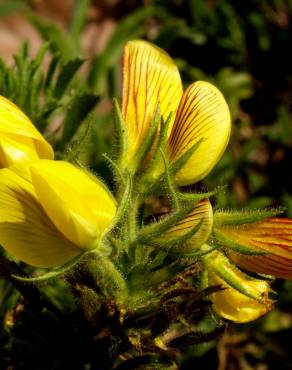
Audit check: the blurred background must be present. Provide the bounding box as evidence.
[0,0,292,369]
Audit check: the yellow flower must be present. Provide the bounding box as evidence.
[161,199,213,252]
[0,160,116,268]
[214,217,292,279]
[208,270,271,323]
[205,251,272,323]
[0,96,53,168]
[121,40,231,185]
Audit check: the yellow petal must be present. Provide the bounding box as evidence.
[121,40,183,167]
[168,81,231,185]
[218,218,292,279]
[0,167,81,268]
[162,199,213,252]
[0,134,40,167]
[29,160,116,248]
[209,271,271,323]
[0,95,54,165]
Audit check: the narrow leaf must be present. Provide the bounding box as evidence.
[214,207,285,226]
[59,92,99,147]
[54,58,84,99]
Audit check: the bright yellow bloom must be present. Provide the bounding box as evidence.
[161,199,213,252]
[168,82,231,185]
[0,96,53,168]
[0,160,116,268]
[215,218,292,279]
[205,251,272,323]
[121,40,231,185]
[121,40,183,168]
[208,270,271,323]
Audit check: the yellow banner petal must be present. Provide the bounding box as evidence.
[0,167,81,268]
[30,160,116,249]
[162,199,213,251]
[0,96,54,163]
[168,81,231,185]
[121,40,183,167]
[219,218,292,279]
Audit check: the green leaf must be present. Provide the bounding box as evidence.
[88,6,157,93]
[59,92,99,147]
[69,0,90,49]
[44,55,60,91]
[0,0,28,16]
[29,15,75,60]
[54,58,84,99]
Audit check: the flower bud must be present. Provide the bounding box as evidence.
[161,199,213,252]
[205,251,272,323]
[214,217,292,279]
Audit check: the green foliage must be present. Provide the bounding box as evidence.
[0,0,28,16]
[88,6,158,96]
[0,43,99,155]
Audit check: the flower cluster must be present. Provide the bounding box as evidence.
[0,96,116,267]
[1,40,292,325]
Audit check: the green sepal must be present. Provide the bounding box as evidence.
[138,113,172,195]
[142,219,203,250]
[133,106,161,173]
[102,153,126,186]
[160,148,179,209]
[113,98,128,166]
[148,112,173,169]
[179,244,218,258]
[213,229,270,255]
[11,250,94,283]
[135,203,195,243]
[214,207,285,226]
[143,139,202,196]
[177,186,225,202]
[204,252,266,301]
[107,170,132,232]
[107,236,124,255]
